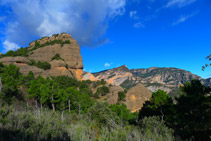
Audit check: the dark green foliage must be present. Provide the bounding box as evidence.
[5,50,16,56]
[118,91,126,101]
[52,76,80,89]
[53,34,59,37]
[139,81,211,140]
[28,60,51,70]
[0,64,23,104]
[173,80,211,140]
[0,62,4,73]
[87,102,120,128]
[94,86,109,98]
[36,61,51,70]
[139,116,174,140]
[139,90,174,125]
[32,40,71,50]
[51,54,63,61]
[100,79,106,85]
[109,103,137,122]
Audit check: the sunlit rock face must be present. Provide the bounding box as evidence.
[0,33,84,80]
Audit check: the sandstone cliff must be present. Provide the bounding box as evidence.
[0,33,83,80]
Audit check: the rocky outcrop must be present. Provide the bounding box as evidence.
[125,84,151,112]
[0,33,83,80]
[0,57,30,65]
[83,66,210,96]
[83,72,98,81]
[87,65,135,85]
[102,84,151,112]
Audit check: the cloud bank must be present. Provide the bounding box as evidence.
[0,0,126,51]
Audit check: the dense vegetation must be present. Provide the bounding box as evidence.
[0,63,210,140]
[0,39,71,59]
[28,60,51,70]
[51,54,64,61]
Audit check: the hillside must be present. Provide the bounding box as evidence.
[83,65,211,97]
[0,33,83,80]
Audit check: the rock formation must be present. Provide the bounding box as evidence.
[85,65,135,85]
[0,33,83,80]
[125,84,151,112]
[83,66,211,96]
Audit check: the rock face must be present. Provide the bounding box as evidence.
[88,65,135,85]
[83,66,211,97]
[125,84,151,112]
[0,33,83,80]
[96,84,151,112]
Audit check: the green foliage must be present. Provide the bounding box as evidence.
[100,79,106,85]
[139,90,174,127]
[139,116,174,140]
[0,64,23,104]
[36,61,51,70]
[118,91,126,101]
[51,54,64,61]
[109,103,137,123]
[32,39,71,50]
[28,60,51,70]
[94,86,109,98]
[173,80,211,140]
[0,62,5,73]
[87,102,120,128]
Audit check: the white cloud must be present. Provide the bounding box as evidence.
[1,0,126,47]
[104,63,111,67]
[165,0,196,8]
[3,40,20,52]
[172,12,196,26]
[134,22,145,28]
[129,11,139,19]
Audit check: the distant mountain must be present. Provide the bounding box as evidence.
[83,65,211,97]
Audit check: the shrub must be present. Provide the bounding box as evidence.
[51,54,63,61]
[95,86,109,97]
[118,91,126,101]
[139,116,174,140]
[28,60,51,70]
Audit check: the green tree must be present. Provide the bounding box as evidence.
[139,90,174,124]
[174,80,211,140]
[0,64,23,103]
[118,91,126,101]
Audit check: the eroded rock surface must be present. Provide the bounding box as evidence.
[0,33,83,80]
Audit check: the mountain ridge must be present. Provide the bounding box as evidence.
[83,65,211,96]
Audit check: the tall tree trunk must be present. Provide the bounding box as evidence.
[36,100,38,109]
[0,77,2,92]
[61,111,64,122]
[79,103,81,115]
[40,98,42,115]
[52,95,55,112]
[68,99,71,113]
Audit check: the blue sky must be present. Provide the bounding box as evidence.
[0,0,211,78]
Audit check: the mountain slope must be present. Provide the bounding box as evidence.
[83,65,211,96]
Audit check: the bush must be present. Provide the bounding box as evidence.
[118,91,126,101]
[28,60,51,70]
[139,116,174,140]
[51,54,63,61]
[94,86,109,98]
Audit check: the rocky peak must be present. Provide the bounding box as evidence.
[0,33,83,80]
[83,65,135,86]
